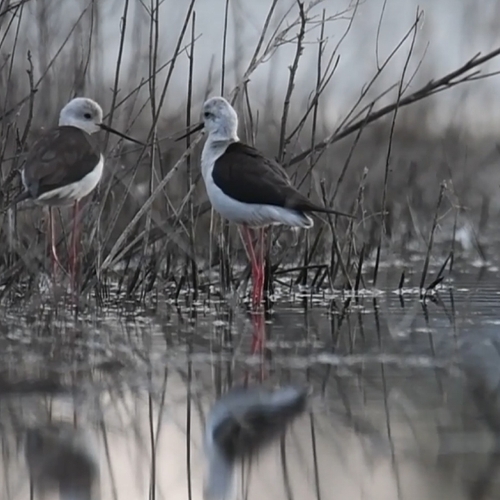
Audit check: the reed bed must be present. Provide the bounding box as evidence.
[1,0,500,302]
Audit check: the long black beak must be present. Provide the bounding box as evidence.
[175,122,204,142]
[100,123,145,146]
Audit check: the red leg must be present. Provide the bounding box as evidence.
[252,228,265,308]
[250,311,267,380]
[242,310,268,385]
[254,227,266,307]
[70,200,80,292]
[239,229,267,380]
[48,208,55,278]
[49,207,64,279]
[240,226,260,306]
[250,309,265,354]
[249,229,266,354]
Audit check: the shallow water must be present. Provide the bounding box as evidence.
[2,266,500,499]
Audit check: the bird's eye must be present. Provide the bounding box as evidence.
[204,111,211,119]
[84,113,92,119]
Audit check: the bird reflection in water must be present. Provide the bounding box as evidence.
[24,422,99,500]
[204,385,308,500]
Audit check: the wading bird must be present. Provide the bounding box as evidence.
[204,385,308,500]
[13,97,143,288]
[178,96,351,307]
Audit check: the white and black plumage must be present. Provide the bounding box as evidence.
[194,97,349,228]
[204,385,308,500]
[13,97,142,287]
[178,96,351,308]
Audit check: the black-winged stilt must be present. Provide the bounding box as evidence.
[13,97,143,288]
[178,96,351,307]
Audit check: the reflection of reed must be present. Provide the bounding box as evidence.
[25,422,99,500]
[204,386,308,500]
[4,281,500,500]
[461,336,500,500]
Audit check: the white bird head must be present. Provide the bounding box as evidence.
[202,97,239,141]
[58,97,145,144]
[58,98,104,134]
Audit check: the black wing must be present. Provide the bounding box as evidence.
[212,142,338,214]
[22,126,101,198]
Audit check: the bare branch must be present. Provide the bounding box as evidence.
[289,45,500,166]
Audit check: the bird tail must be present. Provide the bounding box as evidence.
[306,202,354,218]
[294,193,353,219]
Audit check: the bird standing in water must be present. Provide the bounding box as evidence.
[14,97,143,289]
[178,96,351,308]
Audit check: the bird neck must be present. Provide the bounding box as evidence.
[58,119,94,135]
[201,135,237,180]
[204,442,236,500]
[207,129,239,143]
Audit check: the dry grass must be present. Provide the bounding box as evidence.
[1,0,499,300]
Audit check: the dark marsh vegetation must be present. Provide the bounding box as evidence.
[1,0,500,302]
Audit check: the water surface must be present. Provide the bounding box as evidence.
[1,266,500,499]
